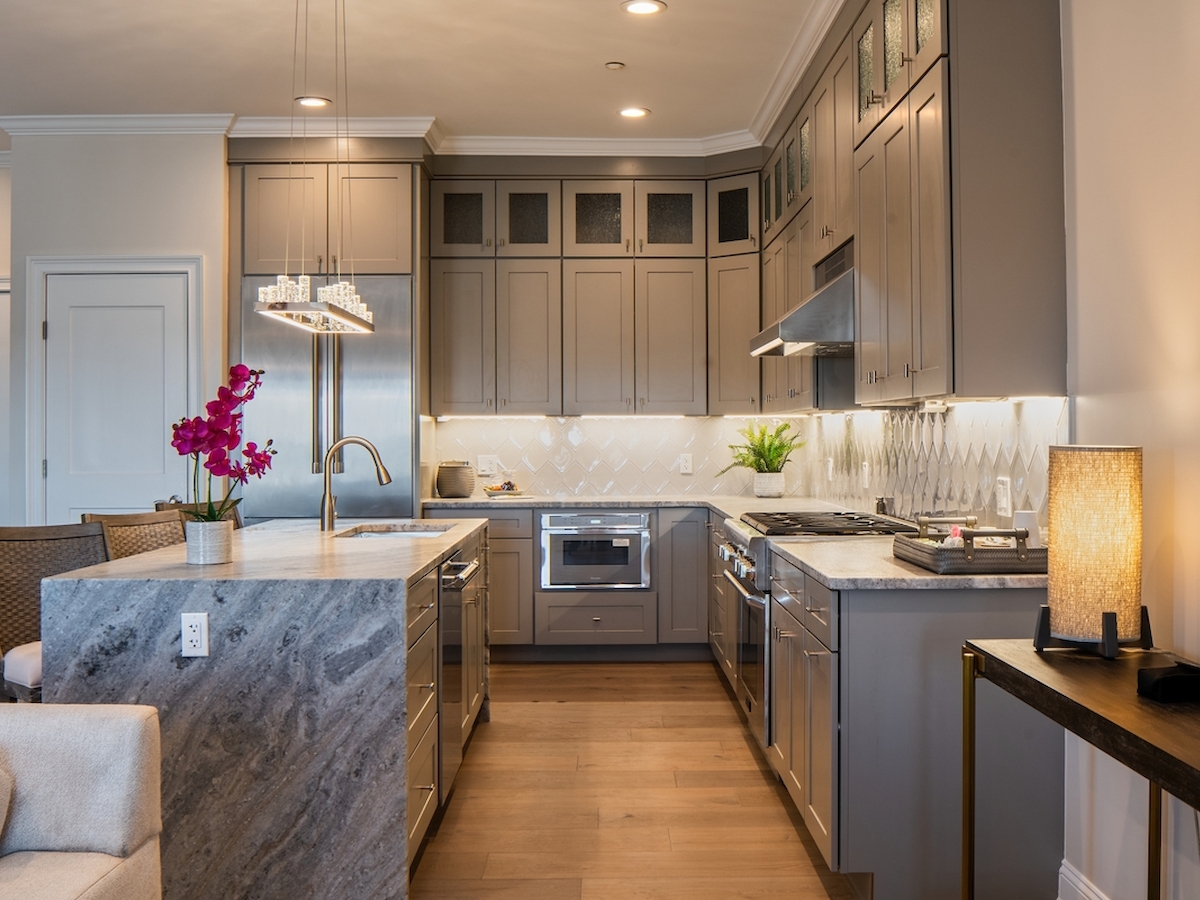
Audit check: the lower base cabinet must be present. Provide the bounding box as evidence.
[534,592,658,644]
[406,715,439,868]
[406,568,441,866]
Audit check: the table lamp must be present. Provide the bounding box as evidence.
[1034,445,1153,658]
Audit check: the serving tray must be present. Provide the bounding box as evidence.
[893,531,1047,575]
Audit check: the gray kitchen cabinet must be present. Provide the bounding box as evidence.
[405,567,440,867]
[431,258,562,416]
[706,172,760,258]
[244,162,413,275]
[706,253,760,415]
[762,213,818,414]
[656,508,708,643]
[634,181,706,258]
[790,102,815,218]
[562,258,636,414]
[462,538,486,731]
[802,623,839,869]
[634,258,707,415]
[496,259,563,414]
[430,258,496,414]
[534,592,658,644]
[769,599,805,808]
[813,36,856,260]
[563,180,634,257]
[425,508,535,646]
[708,515,735,685]
[762,141,785,242]
[431,180,496,257]
[496,180,562,257]
[760,231,786,414]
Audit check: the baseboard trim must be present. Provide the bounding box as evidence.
[1059,860,1111,900]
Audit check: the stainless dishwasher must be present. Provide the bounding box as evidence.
[438,542,483,804]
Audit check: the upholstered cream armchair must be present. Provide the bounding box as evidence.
[0,704,162,900]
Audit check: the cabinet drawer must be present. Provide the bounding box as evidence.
[406,621,438,745]
[407,570,438,647]
[803,576,838,651]
[406,715,439,867]
[426,507,532,538]
[534,592,657,644]
[770,553,805,623]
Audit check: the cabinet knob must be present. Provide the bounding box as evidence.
[487,398,493,407]
[500,398,507,407]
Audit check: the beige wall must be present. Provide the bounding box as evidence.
[1063,0,1200,895]
[7,132,228,524]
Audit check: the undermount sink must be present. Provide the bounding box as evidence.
[333,523,454,539]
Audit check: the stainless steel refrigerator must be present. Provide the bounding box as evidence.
[239,275,415,520]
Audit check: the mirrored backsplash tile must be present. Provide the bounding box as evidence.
[432,398,1068,525]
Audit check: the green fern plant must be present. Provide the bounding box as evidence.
[717,422,804,475]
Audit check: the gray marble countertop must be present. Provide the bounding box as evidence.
[421,493,844,519]
[47,516,488,587]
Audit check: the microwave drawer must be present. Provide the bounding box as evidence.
[534,592,658,644]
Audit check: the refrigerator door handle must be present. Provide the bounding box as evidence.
[331,334,344,473]
[311,334,323,474]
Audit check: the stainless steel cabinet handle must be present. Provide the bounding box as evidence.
[317,254,323,274]
[416,784,436,792]
[416,682,435,691]
[626,238,631,251]
[498,238,506,247]
[414,602,436,611]
[639,239,644,251]
[779,631,796,638]
[485,238,492,247]
[331,335,343,473]
[331,254,338,270]
[750,236,756,247]
[904,363,911,378]
[311,335,322,474]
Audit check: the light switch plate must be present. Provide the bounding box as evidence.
[680,453,693,475]
[995,477,1013,518]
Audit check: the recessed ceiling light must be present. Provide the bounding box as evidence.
[621,0,666,14]
[620,107,650,118]
[605,61,626,70]
[295,96,331,108]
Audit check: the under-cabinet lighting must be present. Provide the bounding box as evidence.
[622,0,666,13]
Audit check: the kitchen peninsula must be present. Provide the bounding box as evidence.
[39,517,487,900]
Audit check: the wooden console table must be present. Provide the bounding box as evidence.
[961,639,1200,900]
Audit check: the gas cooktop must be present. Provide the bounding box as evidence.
[740,511,919,536]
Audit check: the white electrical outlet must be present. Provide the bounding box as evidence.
[181,613,210,657]
[477,455,501,477]
[995,476,1013,518]
[826,458,834,481]
[861,461,870,489]
[680,453,693,475]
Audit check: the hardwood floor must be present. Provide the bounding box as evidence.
[410,662,856,900]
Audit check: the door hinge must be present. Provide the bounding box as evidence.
[42,459,47,478]
[42,321,48,340]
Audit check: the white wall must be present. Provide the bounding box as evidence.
[7,132,228,524]
[1063,0,1200,895]
[0,153,10,524]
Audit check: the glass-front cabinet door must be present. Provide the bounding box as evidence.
[633,181,706,257]
[432,180,496,257]
[496,180,561,257]
[762,140,784,241]
[563,181,634,257]
[909,0,947,85]
[706,172,760,257]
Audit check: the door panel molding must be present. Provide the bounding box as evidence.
[26,256,202,524]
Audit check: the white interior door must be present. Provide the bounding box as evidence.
[44,273,189,524]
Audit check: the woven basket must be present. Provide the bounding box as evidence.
[436,462,476,498]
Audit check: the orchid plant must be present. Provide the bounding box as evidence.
[170,364,276,522]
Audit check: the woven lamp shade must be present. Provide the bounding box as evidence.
[1047,446,1142,642]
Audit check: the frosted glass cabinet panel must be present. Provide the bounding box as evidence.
[432,180,496,257]
[706,172,760,257]
[496,180,561,257]
[563,181,634,256]
[634,181,706,257]
[762,141,785,241]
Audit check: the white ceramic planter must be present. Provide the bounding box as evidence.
[186,519,234,565]
[753,472,785,498]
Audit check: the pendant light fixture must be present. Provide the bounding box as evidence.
[255,0,374,334]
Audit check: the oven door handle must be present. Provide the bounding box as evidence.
[724,569,766,608]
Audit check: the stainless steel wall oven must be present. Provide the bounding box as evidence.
[540,512,651,590]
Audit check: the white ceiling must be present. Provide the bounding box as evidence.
[0,0,843,153]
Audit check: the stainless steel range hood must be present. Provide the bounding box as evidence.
[750,268,855,358]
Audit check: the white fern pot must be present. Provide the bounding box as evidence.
[186,520,234,565]
[753,472,786,498]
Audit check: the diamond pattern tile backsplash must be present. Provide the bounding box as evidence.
[432,398,1068,525]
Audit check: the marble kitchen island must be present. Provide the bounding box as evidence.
[40,517,487,900]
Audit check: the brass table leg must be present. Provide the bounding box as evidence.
[1148,781,1162,900]
[962,649,981,900]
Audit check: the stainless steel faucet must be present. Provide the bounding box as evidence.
[320,436,392,531]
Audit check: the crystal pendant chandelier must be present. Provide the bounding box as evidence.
[255,0,374,334]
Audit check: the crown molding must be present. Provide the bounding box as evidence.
[434,130,760,158]
[228,116,437,139]
[0,115,235,135]
[749,0,846,144]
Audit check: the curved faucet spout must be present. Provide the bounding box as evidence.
[320,436,392,531]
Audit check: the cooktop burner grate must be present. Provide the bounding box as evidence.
[740,511,919,536]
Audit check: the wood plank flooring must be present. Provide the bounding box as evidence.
[410,662,856,900]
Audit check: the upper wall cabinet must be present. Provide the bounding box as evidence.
[244,163,413,276]
[707,172,760,257]
[813,37,856,260]
[432,181,496,257]
[707,253,760,415]
[496,181,562,257]
[634,181,707,258]
[853,0,948,148]
[762,141,785,241]
[563,181,634,257]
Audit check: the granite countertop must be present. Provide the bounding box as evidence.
[47,517,488,587]
[770,535,1048,591]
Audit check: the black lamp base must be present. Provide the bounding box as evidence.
[1033,605,1154,659]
